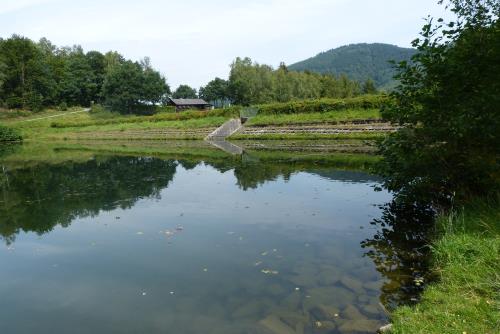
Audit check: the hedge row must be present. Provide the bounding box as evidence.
[256,95,388,115]
[0,125,23,142]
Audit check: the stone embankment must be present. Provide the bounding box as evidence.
[238,121,394,136]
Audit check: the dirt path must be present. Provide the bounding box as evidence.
[17,108,90,123]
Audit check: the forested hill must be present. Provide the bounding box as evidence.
[289,43,416,90]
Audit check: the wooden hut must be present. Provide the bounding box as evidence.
[168,98,213,112]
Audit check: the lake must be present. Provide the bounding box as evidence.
[0,142,431,334]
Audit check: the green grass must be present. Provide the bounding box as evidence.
[391,197,500,334]
[246,108,381,126]
[2,100,388,142]
[49,109,220,128]
[230,132,388,140]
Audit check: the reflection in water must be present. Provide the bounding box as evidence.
[0,149,433,333]
[361,201,435,310]
[0,157,177,244]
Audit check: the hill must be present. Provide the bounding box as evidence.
[289,43,416,90]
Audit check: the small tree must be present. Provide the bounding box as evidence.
[362,78,377,94]
[379,0,500,204]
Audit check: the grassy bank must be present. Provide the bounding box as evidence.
[1,96,390,141]
[230,132,387,140]
[246,108,381,126]
[391,198,500,334]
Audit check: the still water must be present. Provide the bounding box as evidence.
[0,150,428,334]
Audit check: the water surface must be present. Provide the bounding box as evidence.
[0,146,427,334]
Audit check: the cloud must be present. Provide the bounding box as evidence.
[0,0,451,88]
[0,0,57,15]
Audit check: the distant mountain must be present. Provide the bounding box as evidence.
[289,43,416,90]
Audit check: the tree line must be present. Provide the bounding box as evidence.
[0,35,377,114]
[196,58,377,106]
[0,35,169,113]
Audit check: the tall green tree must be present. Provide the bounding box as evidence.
[199,77,229,107]
[379,0,500,203]
[0,35,47,110]
[172,84,197,99]
[101,60,168,114]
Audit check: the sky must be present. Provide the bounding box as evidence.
[0,0,451,89]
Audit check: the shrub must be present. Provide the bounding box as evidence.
[0,125,23,142]
[5,96,23,109]
[256,95,387,115]
[90,104,106,114]
[58,102,68,111]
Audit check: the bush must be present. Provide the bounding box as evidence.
[58,102,68,111]
[0,125,23,142]
[26,93,43,112]
[90,103,106,114]
[5,96,23,109]
[256,95,387,115]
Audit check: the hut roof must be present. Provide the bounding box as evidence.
[169,98,211,106]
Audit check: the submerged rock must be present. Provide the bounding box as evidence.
[259,315,296,334]
[317,265,342,286]
[338,319,382,333]
[280,291,302,310]
[340,276,365,293]
[363,279,385,292]
[309,304,340,321]
[288,273,319,287]
[361,303,382,317]
[342,304,366,320]
[304,286,355,310]
[378,323,393,333]
[312,320,336,332]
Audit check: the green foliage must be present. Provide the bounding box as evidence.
[199,77,229,107]
[58,102,68,111]
[0,124,22,142]
[227,57,361,105]
[101,60,169,114]
[246,108,381,126]
[378,0,500,203]
[0,35,47,110]
[391,197,500,334]
[362,79,378,94]
[289,43,416,90]
[256,95,387,115]
[0,35,169,113]
[172,84,197,99]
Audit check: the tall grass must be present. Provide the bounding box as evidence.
[246,108,381,126]
[391,197,500,334]
[256,95,387,115]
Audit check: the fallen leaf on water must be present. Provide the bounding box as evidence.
[261,269,279,275]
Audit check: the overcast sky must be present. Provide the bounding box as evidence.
[1,0,451,89]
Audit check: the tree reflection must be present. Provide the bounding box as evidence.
[361,200,436,310]
[0,150,381,245]
[0,156,177,244]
